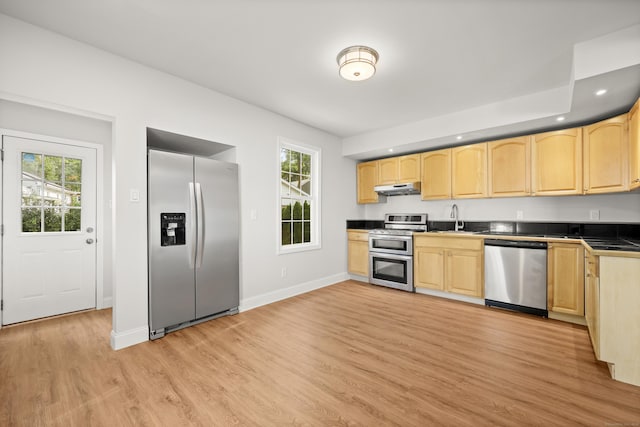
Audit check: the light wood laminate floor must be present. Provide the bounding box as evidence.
[1,280,639,426]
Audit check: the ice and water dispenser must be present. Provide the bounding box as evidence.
[160,213,186,246]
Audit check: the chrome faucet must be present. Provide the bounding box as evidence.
[451,204,464,231]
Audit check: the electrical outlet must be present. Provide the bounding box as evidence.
[281,267,287,277]
[590,209,600,221]
[516,210,524,220]
[129,189,140,202]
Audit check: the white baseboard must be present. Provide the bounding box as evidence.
[110,326,148,350]
[239,272,349,312]
[101,296,113,309]
[415,287,485,305]
[348,274,369,283]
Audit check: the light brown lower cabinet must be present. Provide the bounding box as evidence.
[597,256,640,386]
[584,251,600,359]
[347,230,369,277]
[547,243,585,316]
[414,236,483,298]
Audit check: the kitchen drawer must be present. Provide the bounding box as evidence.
[414,235,483,251]
[347,230,370,242]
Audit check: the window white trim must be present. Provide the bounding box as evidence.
[277,137,321,254]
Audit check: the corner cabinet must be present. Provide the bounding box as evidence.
[357,161,379,204]
[488,137,531,197]
[531,128,583,196]
[420,149,451,200]
[629,97,640,190]
[452,143,487,199]
[347,230,369,277]
[547,243,584,316]
[583,114,629,194]
[414,235,483,298]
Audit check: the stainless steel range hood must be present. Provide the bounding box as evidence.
[374,182,421,196]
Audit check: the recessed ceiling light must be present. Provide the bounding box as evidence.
[595,89,607,96]
[388,148,394,153]
[456,135,463,140]
[556,116,565,122]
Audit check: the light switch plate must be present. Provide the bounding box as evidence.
[516,210,524,220]
[130,189,140,202]
[590,209,600,220]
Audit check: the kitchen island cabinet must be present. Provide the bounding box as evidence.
[585,250,600,359]
[583,114,628,194]
[531,128,583,196]
[347,230,369,277]
[597,256,640,386]
[547,243,585,316]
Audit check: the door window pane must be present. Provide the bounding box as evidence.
[64,158,82,182]
[22,208,42,232]
[44,155,63,182]
[22,180,43,206]
[44,208,62,232]
[64,209,82,232]
[22,153,42,177]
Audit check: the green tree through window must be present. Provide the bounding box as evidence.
[279,140,318,250]
[21,152,82,233]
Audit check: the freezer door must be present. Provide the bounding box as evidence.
[148,150,196,331]
[194,157,240,318]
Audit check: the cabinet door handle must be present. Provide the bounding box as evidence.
[634,178,640,183]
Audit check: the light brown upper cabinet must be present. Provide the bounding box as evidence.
[583,114,628,194]
[488,137,531,197]
[420,148,451,200]
[629,97,640,190]
[531,128,583,195]
[452,143,487,199]
[357,160,379,204]
[378,154,421,185]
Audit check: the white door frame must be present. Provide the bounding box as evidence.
[0,128,105,328]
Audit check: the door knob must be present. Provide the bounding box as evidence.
[86,238,94,244]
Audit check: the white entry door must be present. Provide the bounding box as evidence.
[2,135,97,325]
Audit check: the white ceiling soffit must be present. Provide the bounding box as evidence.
[344,24,640,159]
[0,1,639,160]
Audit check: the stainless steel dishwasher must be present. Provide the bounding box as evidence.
[484,239,548,317]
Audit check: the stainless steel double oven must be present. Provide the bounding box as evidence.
[368,214,427,292]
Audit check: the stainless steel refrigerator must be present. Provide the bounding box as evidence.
[148,149,239,339]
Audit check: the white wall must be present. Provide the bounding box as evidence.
[0,14,360,349]
[364,192,640,223]
[0,99,114,304]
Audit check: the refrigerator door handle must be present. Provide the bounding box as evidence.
[195,182,205,268]
[189,182,197,268]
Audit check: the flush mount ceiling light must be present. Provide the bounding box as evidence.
[337,45,379,81]
[595,89,608,96]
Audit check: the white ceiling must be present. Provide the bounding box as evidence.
[1,0,640,156]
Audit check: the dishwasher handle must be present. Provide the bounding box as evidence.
[484,239,547,250]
